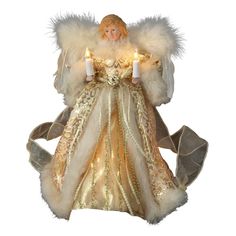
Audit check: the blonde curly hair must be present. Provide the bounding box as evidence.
[99,14,128,40]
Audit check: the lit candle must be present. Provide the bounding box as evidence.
[85,47,95,76]
[132,49,140,78]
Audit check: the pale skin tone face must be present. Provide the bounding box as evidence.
[104,24,121,41]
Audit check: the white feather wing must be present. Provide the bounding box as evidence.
[52,14,99,54]
[128,16,183,57]
[128,16,183,99]
[52,14,99,107]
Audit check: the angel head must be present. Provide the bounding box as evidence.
[99,14,128,41]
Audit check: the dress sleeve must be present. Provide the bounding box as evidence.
[140,56,170,106]
[53,50,87,107]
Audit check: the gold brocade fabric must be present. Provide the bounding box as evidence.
[73,105,144,217]
[51,81,101,190]
[129,86,176,199]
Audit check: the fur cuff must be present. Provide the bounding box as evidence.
[141,65,169,106]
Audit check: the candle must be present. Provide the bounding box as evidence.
[133,49,140,78]
[85,47,95,76]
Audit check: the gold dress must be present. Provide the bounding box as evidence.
[39,55,187,223]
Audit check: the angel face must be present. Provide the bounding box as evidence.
[104,24,121,41]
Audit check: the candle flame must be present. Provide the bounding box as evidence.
[134,49,139,60]
[85,47,91,58]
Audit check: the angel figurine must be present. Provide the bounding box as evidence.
[27,14,208,223]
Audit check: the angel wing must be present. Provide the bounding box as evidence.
[128,16,183,100]
[52,14,99,107]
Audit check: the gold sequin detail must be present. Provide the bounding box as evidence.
[94,57,133,86]
[51,81,101,190]
[129,84,176,199]
[73,94,144,217]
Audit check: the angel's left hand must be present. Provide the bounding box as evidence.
[86,75,95,82]
[132,77,140,84]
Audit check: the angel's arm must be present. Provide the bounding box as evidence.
[54,49,87,107]
[140,55,170,106]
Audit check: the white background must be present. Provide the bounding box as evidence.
[0,0,235,235]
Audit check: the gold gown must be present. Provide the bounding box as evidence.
[39,56,187,223]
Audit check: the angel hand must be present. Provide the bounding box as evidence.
[86,75,95,82]
[132,77,140,84]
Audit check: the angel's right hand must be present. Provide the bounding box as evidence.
[132,77,140,84]
[86,75,94,82]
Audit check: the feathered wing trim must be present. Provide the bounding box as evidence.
[128,16,183,101]
[128,16,183,57]
[53,15,183,58]
[52,14,99,107]
[52,14,99,53]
